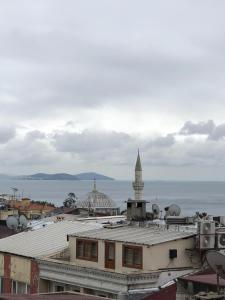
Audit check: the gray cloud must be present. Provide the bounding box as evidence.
[0,1,225,125]
[0,126,16,144]
[180,120,215,135]
[1,1,225,179]
[209,124,225,141]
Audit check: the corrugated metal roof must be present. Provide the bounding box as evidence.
[0,221,102,258]
[181,273,225,287]
[70,226,195,246]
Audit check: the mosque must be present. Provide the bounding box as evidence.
[77,151,146,218]
[76,179,120,215]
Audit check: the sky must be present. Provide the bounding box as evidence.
[0,0,225,180]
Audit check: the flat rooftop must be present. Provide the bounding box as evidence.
[0,221,102,258]
[70,226,195,246]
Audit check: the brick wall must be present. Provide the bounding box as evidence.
[3,254,11,293]
[30,260,39,294]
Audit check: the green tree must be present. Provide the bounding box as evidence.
[63,192,77,208]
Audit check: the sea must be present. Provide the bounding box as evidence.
[0,180,225,216]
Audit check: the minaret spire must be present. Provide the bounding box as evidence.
[132,150,144,201]
[93,177,97,192]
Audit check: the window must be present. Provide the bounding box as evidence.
[123,245,142,269]
[0,277,3,293]
[76,239,98,261]
[105,242,115,269]
[11,280,29,294]
[55,285,64,292]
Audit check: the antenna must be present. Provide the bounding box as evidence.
[11,187,18,200]
[6,216,19,230]
[206,251,225,294]
[152,204,160,215]
[168,204,181,216]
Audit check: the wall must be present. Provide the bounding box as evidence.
[11,256,31,283]
[69,235,198,273]
[0,253,39,294]
[143,237,197,271]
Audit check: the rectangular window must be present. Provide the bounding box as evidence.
[0,277,3,293]
[123,245,142,269]
[76,239,98,262]
[11,280,28,294]
[105,242,115,269]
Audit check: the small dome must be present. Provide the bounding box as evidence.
[77,180,117,210]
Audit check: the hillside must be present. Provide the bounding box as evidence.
[15,172,114,181]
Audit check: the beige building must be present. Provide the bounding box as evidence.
[0,220,102,295]
[38,225,201,299]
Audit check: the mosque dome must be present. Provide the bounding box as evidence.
[77,180,117,210]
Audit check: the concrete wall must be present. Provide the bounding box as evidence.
[10,256,31,283]
[69,235,198,273]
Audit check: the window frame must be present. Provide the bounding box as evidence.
[105,241,115,269]
[76,238,98,262]
[122,244,143,269]
[11,280,29,294]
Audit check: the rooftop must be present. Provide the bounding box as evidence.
[0,221,102,258]
[70,226,195,246]
[0,292,107,300]
[181,273,225,287]
[0,225,17,239]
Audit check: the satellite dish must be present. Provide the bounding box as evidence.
[152,204,160,215]
[19,215,28,229]
[206,251,225,279]
[6,216,19,230]
[168,204,181,216]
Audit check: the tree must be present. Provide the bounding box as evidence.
[63,192,77,208]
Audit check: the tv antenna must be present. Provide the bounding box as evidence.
[11,187,18,200]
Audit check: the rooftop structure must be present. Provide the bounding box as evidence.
[70,226,196,246]
[35,223,199,299]
[127,151,148,221]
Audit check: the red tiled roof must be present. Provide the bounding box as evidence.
[181,273,225,287]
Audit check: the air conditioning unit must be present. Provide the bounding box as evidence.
[198,221,216,235]
[216,229,225,249]
[199,235,215,249]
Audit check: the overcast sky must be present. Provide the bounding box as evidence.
[1,0,225,180]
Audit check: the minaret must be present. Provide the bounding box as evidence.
[132,150,144,201]
[93,177,97,192]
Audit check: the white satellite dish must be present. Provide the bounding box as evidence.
[206,250,225,293]
[6,216,19,230]
[168,204,181,216]
[206,251,225,280]
[19,215,28,229]
[152,204,160,215]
